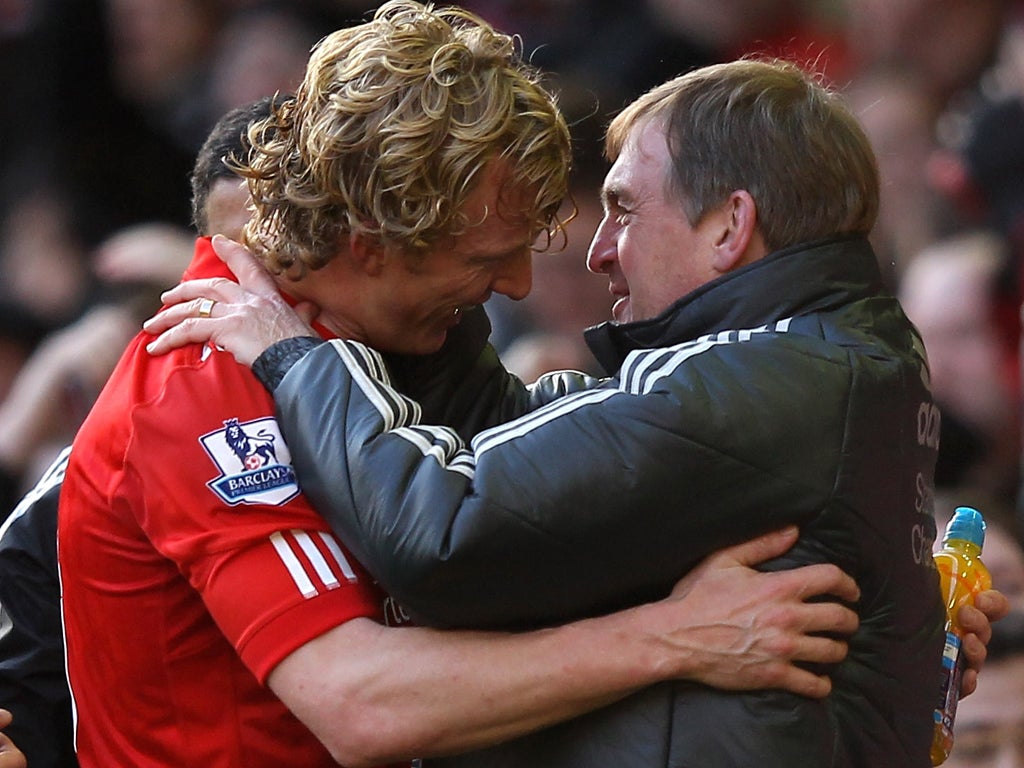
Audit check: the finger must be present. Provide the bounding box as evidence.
[0,710,10,728]
[960,631,987,670]
[773,562,861,604]
[159,277,234,308]
[974,589,1010,623]
[146,319,214,356]
[786,636,851,671]
[144,299,216,336]
[957,604,993,645]
[703,526,800,569]
[211,235,278,293]
[796,601,860,637]
[762,665,833,699]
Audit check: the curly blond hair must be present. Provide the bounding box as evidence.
[236,0,572,276]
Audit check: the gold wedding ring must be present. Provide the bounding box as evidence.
[198,298,216,318]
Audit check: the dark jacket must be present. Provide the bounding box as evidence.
[258,236,946,767]
[0,447,78,768]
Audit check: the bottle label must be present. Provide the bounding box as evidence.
[934,630,963,732]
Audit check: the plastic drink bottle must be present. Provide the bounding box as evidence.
[930,506,991,765]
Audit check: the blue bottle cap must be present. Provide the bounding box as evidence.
[944,506,986,549]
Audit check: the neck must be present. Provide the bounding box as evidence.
[272,259,370,344]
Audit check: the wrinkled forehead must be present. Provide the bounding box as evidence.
[601,120,671,201]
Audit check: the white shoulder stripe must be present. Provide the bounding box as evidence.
[326,339,470,474]
[625,339,716,395]
[269,529,360,598]
[392,425,475,479]
[270,531,317,598]
[293,530,342,589]
[472,388,618,458]
[471,318,796,457]
[328,340,402,430]
[327,340,424,430]
[317,531,358,582]
[621,319,792,395]
[347,339,393,387]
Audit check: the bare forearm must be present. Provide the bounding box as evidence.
[271,610,668,766]
[271,530,859,766]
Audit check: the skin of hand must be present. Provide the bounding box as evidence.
[0,710,26,768]
[144,235,318,364]
[140,236,1010,698]
[266,526,860,766]
[642,525,860,697]
[957,590,1010,698]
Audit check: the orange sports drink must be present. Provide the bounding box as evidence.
[930,506,991,765]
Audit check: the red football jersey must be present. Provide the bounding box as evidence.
[59,239,398,766]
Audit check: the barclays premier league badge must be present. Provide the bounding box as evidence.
[201,417,300,506]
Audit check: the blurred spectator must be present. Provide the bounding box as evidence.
[0,95,276,518]
[646,0,852,82]
[928,11,1024,333]
[900,231,1020,505]
[501,332,596,382]
[102,0,222,149]
[944,647,1024,768]
[0,183,90,326]
[92,224,196,289]
[205,4,324,120]
[842,0,1008,109]
[0,300,143,514]
[845,67,953,286]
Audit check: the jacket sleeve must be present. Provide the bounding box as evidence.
[0,449,77,768]
[272,335,843,630]
[252,307,589,441]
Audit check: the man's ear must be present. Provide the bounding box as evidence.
[350,231,387,276]
[710,190,759,273]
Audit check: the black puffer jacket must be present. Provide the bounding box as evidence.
[0,447,78,768]
[263,236,946,767]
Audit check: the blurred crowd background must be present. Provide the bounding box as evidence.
[2,0,1023,534]
[2,3,1024,760]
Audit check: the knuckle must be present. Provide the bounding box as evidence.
[761,629,799,659]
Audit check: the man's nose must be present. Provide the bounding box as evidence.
[492,251,533,300]
[587,217,615,274]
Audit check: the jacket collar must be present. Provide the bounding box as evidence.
[584,235,885,374]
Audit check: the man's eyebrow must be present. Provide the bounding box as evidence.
[601,185,623,209]
[471,241,530,263]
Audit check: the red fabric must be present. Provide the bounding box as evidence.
[59,238,395,766]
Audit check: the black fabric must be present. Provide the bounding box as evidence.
[271,236,945,767]
[253,335,323,393]
[0,449,77,768]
